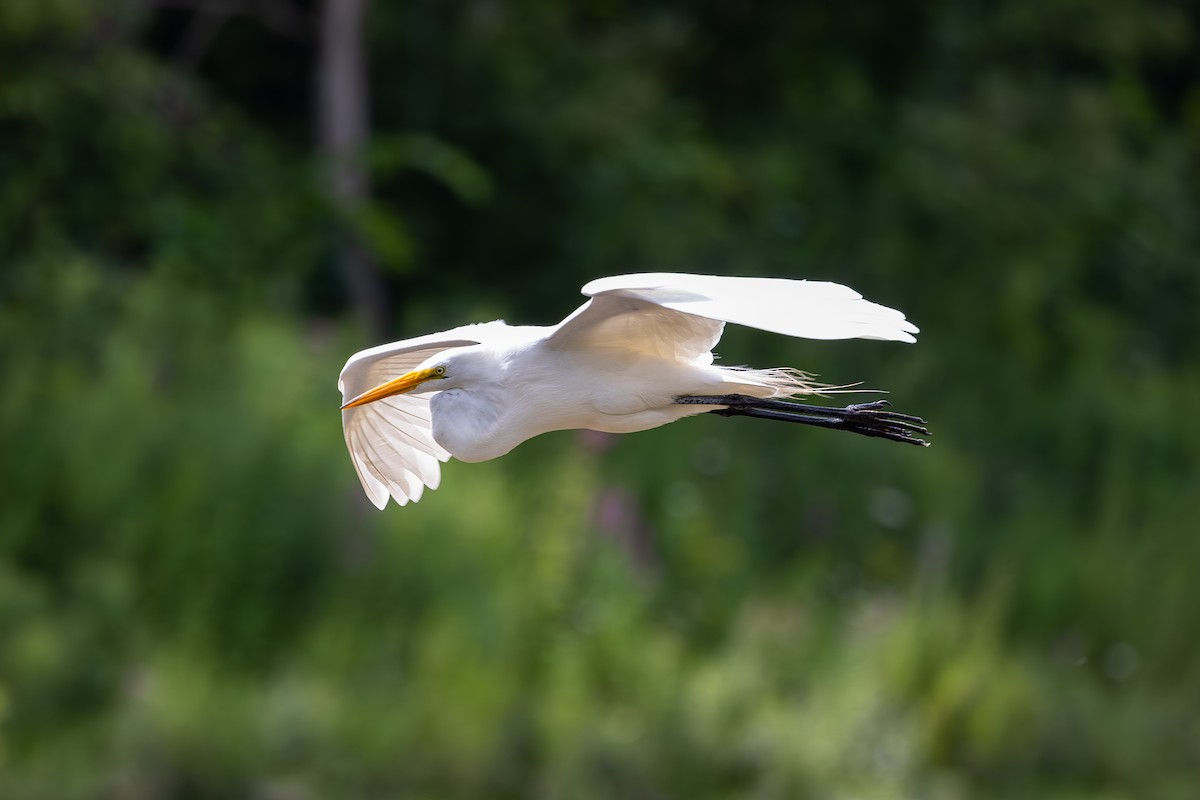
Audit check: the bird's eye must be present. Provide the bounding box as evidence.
[435,366,446,376]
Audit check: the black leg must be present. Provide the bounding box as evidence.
[676,394,931,447]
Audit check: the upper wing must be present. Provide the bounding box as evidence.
[338,321,507,508]
[547,272,918,360]
[546,289,725,364]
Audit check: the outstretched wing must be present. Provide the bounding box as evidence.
[547,272,918,361]
[338,321,506,508]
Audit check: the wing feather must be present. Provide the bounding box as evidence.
[575,272,918,344]
[346,426,391,509]
[547,294,726,363]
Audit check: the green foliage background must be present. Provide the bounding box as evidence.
[3,1,1199,797]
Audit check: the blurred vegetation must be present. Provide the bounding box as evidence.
[3,1,1200,797]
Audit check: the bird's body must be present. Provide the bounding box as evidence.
[339,273,927,508]
[427,342,743,462]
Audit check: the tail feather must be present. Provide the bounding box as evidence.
[718,366,872,399]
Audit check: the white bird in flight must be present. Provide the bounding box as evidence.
[339,273,929,508]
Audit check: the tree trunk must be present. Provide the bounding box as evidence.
[317,0,386,337]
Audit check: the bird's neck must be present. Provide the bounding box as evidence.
[429,385,517,463]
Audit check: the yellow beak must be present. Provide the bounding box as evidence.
[341,367,444,410]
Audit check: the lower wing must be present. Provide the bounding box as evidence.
[338,322,507,508]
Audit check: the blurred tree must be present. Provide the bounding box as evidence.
[318,0,386,336]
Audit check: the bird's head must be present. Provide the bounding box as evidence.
[341,360,450,410]
[341,349,499,410]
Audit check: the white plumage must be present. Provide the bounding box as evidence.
[339,273,923,508]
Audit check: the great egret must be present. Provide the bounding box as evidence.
[339,273,929,508]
